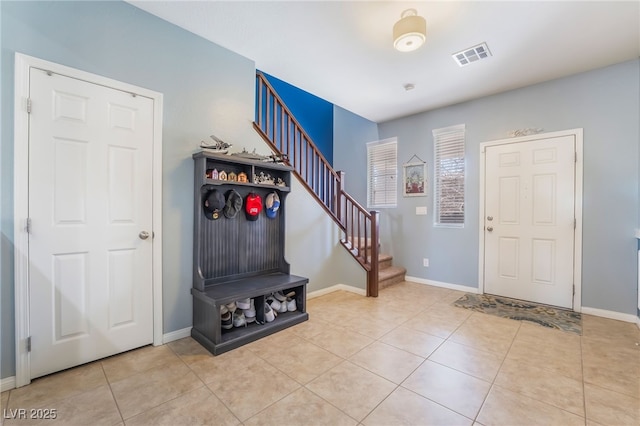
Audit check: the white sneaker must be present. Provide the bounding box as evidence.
[264,303,275,323]
[236,298,250,310]
[286,297,297,312]
[273,291,287,302]
[277,300,288,313]
[244,299,256,323]
[267,297,282,311]
[233,310,246,327]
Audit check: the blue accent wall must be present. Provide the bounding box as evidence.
[261,72,334,165]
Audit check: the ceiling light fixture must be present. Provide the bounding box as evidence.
[393,9,427,52]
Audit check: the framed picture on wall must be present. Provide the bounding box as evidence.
[403,162,427,197]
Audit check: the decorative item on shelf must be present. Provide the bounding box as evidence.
[254,171,275,185]
[238,172,248,183]
[228,172,237,182]
[275,177,286,187]
[219,170,228,181]
[508,128,544,138]
[230,148,270,162]
[206,169,220,180]
[265,153,289,164]
[200,134,232,154]
[403,154,427,197]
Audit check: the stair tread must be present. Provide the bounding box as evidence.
[378,265,406,279]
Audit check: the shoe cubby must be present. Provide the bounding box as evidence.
[191,151,308,355]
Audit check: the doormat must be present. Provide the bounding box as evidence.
[453,293,582,335]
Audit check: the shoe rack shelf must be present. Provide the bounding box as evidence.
[191,151,308,355]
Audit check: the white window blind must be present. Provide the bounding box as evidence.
[367,138,397,208]
[433,124,465,226]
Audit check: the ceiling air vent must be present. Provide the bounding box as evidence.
[452,42,492,67]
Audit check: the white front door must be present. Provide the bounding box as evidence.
[483,135,576,308]
[28,67,154,379]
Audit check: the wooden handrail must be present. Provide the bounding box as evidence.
[254,72,379,296]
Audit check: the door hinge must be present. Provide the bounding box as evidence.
[26,336,31,352]
[573,284,575,296]
[26,217,32,234]
[574,218,576,229]
[26,98,32,114]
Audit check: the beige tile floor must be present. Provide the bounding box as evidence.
[2,281,639,425]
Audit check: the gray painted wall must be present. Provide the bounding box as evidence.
[0,1,363,380]
[333,105,379,200]
[335,60,639,315]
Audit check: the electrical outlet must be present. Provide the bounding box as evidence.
[423,258,429,267]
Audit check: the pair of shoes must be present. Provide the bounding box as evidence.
[264,302,275,323]
[236,298,251,310]
[233,310,247,327]
[267,296,288,314]
[225,301,237,313]
[243,299,256,323]
[221,306,233,330]
[273,291,287,302]
[286,292,297,312]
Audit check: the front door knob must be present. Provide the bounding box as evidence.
[486,226,494,232]
[139,231,150,240]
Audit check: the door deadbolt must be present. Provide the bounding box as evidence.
[487,216,493,221]
[139,231,150,240]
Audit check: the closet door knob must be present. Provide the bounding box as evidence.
[139,231,150,240]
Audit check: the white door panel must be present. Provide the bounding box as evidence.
[484,136,575,308]
[29,68,153,379]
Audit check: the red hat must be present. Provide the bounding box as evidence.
[245,193,262,221]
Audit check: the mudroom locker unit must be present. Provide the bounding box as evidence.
[190,150,308,355]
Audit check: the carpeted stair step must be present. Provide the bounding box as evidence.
[378,265,406,290]
[362,253,393,269]
[378,253,393,270]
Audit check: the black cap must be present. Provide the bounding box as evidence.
[204,189,225,220]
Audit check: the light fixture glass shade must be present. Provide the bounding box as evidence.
[393,9,426,52]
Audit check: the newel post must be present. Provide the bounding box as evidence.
[368,210,379,297]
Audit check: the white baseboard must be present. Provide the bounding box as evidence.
[162,327,192,344]
[581,306,639,324]
[1,376,16,392]
[405,276,480,294]
[308,284,366,299]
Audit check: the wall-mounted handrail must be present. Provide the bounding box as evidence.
[254,72,379,296]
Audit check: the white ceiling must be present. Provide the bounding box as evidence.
[128,1,640,123]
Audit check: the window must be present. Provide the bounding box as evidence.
[433,124,465,226]
[367,138,397,208]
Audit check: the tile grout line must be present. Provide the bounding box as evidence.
[166,341,243,425]
[472,319,523,423]
[580,334,587,426]
[99,361,125,425]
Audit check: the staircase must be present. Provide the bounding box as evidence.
[253,72,405,296]
[378,254,406,290]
